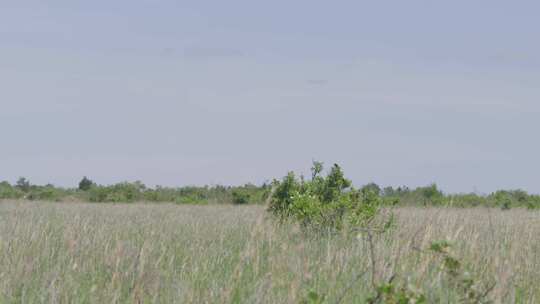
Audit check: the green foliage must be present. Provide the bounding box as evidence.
[78,176,94,191]
[429,240,452,252]
[500,199,512,211]
[362,182,382,196]
[526,197,540,210]
[25,184,66,202]
[0,181,24,199]
[367,279,426,304]
[299,290,324,304]
[365,240,493,304]
[1,180,69,202]
[428,241,494,304]
[78,182,268,204]
[381,185,540,209]
[381,184,443,206]
[269,162,383,230]
[231,189,250,205]
[87,182,146,203]
[2,172,540,209]
[490,190,533,210]
[15,177,31,192]
[447,193,488,208]
[172,187,211,204]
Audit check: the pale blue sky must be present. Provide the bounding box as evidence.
[1,1,539,193]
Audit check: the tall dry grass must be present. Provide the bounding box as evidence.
[0,201,538,303]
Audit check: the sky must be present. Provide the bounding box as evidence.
[1,0,539,193]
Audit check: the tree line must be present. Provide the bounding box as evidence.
[0,175,539,209]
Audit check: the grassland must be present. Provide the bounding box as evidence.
[0,201,539,303]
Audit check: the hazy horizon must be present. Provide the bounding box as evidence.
[2,1,539,193]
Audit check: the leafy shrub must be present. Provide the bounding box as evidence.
[231,189,250,205]
[268,162,383,230]
[447,193,488,208]
[25,185,65,202]
[0,181,24,199]
[87,182,145,203]
[175,194,208,205]
[87,186,108,203]
[418,184,444,205]
[382,184,444,206]
[362,183,382,196]
[526,196,540,210]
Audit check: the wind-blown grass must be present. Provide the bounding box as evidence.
[0,201,538,303]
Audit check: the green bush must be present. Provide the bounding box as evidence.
[526,198,540,210]
[0,181,24,199]
[174,194,208,205]
[362,183,381,196]
[268,162,383,230]
[26,185,66,202]
[231,189,250,205]
[86,182,145,203]
[447,193,488,208]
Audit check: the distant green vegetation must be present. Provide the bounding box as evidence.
[0,177,269,205]
[381,184,540,209]
[1,168,540,209]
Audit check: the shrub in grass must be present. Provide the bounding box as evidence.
[268,162,384,230]
[231,189,250,205]
[0,181,24,199]
[26,185,65,201]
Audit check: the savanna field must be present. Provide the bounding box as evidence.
[1,201,539,303]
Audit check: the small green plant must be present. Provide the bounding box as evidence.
[299,290,324,304]
[367,277,426,304]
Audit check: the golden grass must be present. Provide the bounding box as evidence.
[0,201,538,303]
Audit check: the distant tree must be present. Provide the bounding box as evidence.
[396,186,410,195]
[418,184,443,205]
[78,176,94,191]
[382,186,395,196]
[311,161,324,180]
[421,184,442,200]
[362,182,381,196]
[15,177,30,192]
